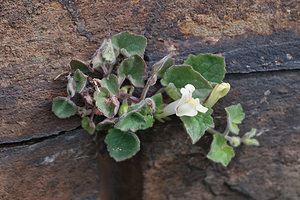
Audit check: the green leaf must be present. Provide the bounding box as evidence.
[74,69,87,93]
[96,119,115,131]
[150,93,163,110]
[67,76,76,97]
[112,32,146,57]
[165,83,181,100]
[184,54,225,84]
[52,97,77,119]
[102,39,116,64]
[180,109,214,144]
[140,115,155,130]
[242,128,259,146]
[105,129,140,162]
[70,59,90,73]
[157,57,174,77]
[207,134,235,167]
[101,74,119,95]
[118,55,146,87]
[225,104,245,135]
[94,88,119,118]
[115,112,146,132]
[150,55,174,77]
[81,117,95,135]
[161,65,213,101]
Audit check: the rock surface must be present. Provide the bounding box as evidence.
[0,0,299,199]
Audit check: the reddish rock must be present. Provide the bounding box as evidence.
[0,0,299,199]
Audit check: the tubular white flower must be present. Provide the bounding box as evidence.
[160,84,208,118]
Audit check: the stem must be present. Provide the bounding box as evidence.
[206,128,222,135]
[223,126,230,137]
[140,80,151,100]
[119,92,140,103]
[107,64,114,76]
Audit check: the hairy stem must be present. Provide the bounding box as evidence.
[140,79,151,100]
[119,92,140,103]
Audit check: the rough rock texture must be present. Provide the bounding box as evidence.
[0,129,99,199]
[141,71,300,200]
[0,0,299,199]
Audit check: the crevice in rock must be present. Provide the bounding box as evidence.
[225,68,300,75]
[0,125,81,149]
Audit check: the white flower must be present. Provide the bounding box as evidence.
[160,84,208,117]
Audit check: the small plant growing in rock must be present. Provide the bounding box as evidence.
[52,32,259,166]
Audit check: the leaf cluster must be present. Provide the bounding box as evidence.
[52,32,259,165]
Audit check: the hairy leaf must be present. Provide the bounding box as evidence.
[157,57,174,77]
[105,129,140,161]
[115,112,146,132]
[207,134,235,167]
[94,88,119,118]
[70,59,90,73]
[81,117,95,135]
[180,109,214,144]
[52,97,77,119]
[96,119,115,131]
[225,104,245,134]
[101,74,119,95]
[74,69,87,93]
[112,32,146,56]
[184,54,225,84]
[165,83,181,100]
[118,55,146,87]
[67,76,76,97]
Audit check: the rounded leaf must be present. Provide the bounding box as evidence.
[94,88,119,118]
[112,32,146,56]
[70,59,90,73]
[52,97,77,118]
[118,55,146,87]
[101,74,119,95]
[105,129,140,162]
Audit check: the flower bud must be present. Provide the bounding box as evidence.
[146,98,156,113]
[229,136,241,147]
[205,82,230,108]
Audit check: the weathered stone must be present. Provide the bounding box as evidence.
[0,129,99,199]
[141,71,300,200]
[0,0,299,199]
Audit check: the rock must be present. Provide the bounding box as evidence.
[0,0,299,199]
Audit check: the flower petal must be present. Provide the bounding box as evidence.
[160,100,178,118]
[185,84,195,92]
[196,104,208,113]
[176,99,199,117]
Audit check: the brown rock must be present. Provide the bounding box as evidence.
[141,71,300,200]
[0,0,299,199]
[0,129,100,199]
